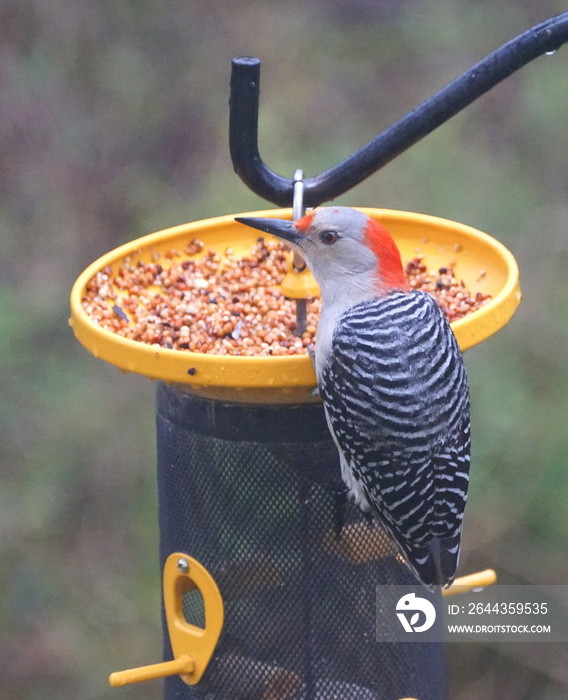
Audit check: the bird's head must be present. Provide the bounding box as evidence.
[236,206,408,304]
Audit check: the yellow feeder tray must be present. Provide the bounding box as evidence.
[70,207,520,401]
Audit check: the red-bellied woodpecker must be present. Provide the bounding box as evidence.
[236,206,470,588]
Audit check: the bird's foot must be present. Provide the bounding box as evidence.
[332,484,349,539]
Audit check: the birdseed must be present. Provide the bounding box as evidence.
[82,237,491,356]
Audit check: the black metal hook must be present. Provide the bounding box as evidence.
[230,12,568,208]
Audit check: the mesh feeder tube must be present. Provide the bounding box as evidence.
[70,208,520,699]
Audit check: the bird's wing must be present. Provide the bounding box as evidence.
[319,291,470,585]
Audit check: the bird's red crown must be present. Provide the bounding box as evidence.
[363,218,409,293]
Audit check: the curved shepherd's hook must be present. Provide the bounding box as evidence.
[230,12,568,208]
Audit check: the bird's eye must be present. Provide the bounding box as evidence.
[320,230,339,245]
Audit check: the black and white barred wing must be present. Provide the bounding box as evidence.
[319,291,471,587]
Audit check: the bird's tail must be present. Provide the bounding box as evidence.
[364,495,461,589]
[398,534,461,590]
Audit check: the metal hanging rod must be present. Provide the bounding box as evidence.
[229,11,568,208]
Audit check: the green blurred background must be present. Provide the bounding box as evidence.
[2,1,568,698]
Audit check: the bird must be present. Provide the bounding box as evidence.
[236,206,471,588]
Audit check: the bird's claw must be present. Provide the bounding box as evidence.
[332,484,349,539]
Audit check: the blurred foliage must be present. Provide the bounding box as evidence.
[1,0,568,698]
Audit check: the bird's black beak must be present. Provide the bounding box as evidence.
[235,217,306,247]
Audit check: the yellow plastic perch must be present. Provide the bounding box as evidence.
[443,568,498,597]
[70,207,520,399]
[109,553,224,688]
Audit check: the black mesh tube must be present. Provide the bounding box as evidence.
[156,382,445,699]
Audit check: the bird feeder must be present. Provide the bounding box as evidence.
[69,12,568,700]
